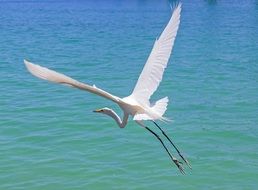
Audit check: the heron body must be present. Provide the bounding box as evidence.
[24,3,191,173]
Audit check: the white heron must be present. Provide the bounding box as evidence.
[24,3,190,173]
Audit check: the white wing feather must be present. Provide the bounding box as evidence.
[24,60,120,103]
[131,3,181,105]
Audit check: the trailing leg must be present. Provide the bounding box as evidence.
[136,120,185,174]
[152,121,191,169]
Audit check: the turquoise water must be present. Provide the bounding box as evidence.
[1,0,258,189]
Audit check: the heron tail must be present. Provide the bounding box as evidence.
[133,97,170,122]
[151,96,169,117]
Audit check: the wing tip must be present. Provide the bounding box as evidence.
[24,59,34,70]
[169,1,182,11]
[175,2,182,10]
[24,59,29,65]
[24,59,39,75]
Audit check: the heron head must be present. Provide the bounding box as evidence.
[93,107,112,115]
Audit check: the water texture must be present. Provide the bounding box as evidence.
[0,0,258,189]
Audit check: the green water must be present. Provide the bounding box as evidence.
[0,0,258,189]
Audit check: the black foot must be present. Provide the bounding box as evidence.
[172,157,185,174]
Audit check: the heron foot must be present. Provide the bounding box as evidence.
[172,157,185,174]
[179,154,192,169]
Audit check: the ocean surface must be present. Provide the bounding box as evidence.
[1,0,258,189]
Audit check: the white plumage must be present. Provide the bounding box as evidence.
[131,4,181,107]
[25,3,181,124]
[24,3,190,174]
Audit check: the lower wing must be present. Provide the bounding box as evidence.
[24,60,120,103]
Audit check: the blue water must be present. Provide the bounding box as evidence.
[1,0,258,189]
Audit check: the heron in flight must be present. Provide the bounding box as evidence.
[24,3,190,173]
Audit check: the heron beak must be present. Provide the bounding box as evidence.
[93,109,102,113]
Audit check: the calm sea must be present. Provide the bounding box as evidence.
[0,0,257,189]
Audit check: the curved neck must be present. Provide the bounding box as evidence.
[106,109,128,128]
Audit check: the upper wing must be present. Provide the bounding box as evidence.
[24,60,120,103]
[131,3,181,105]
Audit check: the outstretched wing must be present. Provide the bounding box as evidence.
[131,3,181,105]
[24,60,120,103]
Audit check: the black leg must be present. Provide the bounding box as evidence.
[144,126,185,174]
[152,121,191,169]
